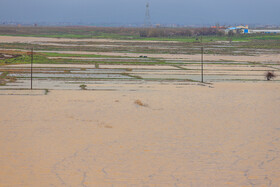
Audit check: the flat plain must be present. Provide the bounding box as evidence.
[0,27,280,186]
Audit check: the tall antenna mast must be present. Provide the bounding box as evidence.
[144,2,151,27]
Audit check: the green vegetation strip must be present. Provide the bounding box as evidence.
[43,52,131,58]
[0,72,17,86]
[1,32,280,42]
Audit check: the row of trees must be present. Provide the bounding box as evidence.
[0,26,227,38]
[139,28,225,37]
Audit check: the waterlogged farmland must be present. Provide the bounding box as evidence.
[0,62,279,90]
[0,26,280,89]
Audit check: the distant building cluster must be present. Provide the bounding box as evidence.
[224,25,280,34]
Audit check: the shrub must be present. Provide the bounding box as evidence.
[265,71,276,81]
[79,84,87,90]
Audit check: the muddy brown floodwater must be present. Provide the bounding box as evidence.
[0,82,280,186]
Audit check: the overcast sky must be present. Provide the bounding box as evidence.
[0,0,279,25]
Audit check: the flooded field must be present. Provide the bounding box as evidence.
[0,63,279,90]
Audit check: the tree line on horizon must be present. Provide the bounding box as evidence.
[139,27,225,37]
[0,26,227,38]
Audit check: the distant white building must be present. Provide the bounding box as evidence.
[250,30,280,34]
[225,25,280,34]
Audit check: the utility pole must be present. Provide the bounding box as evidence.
[31,48,33,90]
[201,46,204,83]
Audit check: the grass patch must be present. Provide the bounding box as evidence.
[121,72,142,79]
[43,52,127,58]
[0,52,53,65]
[44,89,50,95]
[172,65,190,70]
[0,72,17,86]
[133,34,280,43]
[55,59,167,65]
